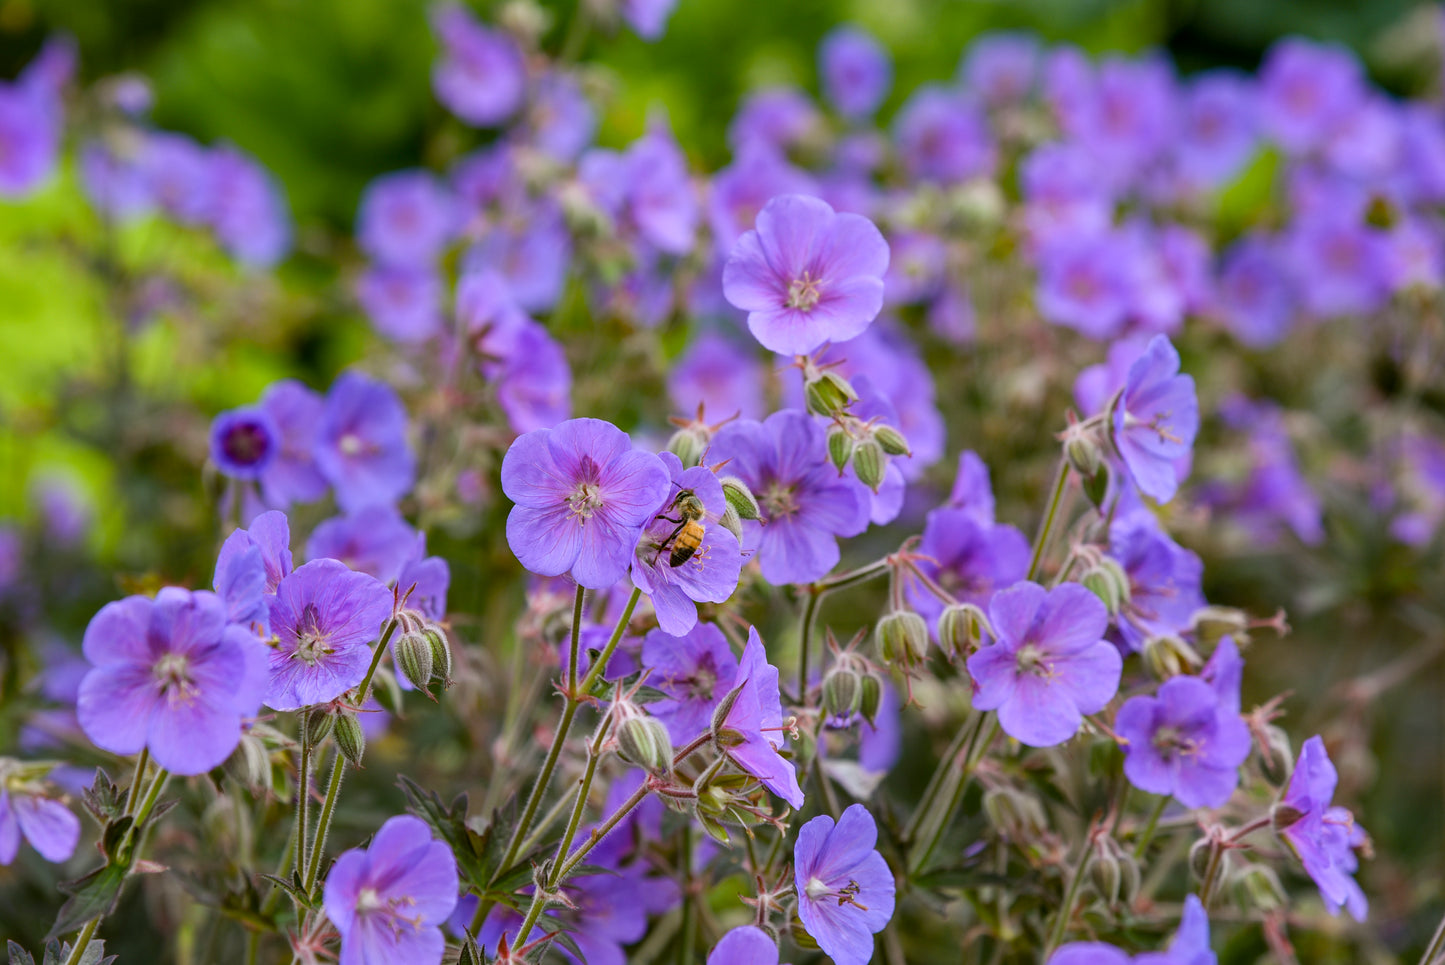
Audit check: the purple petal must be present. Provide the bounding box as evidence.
[77,664,158,757]
[12,794,80,863]
[998,675,1083,747]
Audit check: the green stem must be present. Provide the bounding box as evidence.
[908,716,998,874]
[901,716,977,846]
[1043,837,1092,957]
[123,749,150,814]
[1197,837,1226,910]
[566,585,586,695]
[678,824,697,965]
[62,921,100,965]
[1133,795,1171,860]
[1028,459,1071,582]
[796,557,893,700]
[303,749,346,893]
[1419,906,1445,965]
[294,731,312,881]
[355,617,400,707]
[551,711,617,874]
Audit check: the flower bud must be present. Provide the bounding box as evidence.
[858,672,882,726]
[1230,863,1287,914]
[710,682,744,739]
[616,715,674,776]
[827,425,855,473]
[1080,558,1130,616]
[951,178,1006,227]
[395,629,435,694]
[982,786,1047,841]
[936,602,989,658]
[225,733,272,790]
[1089,834,1139,907]
[804,371,857,418]
[1189,832,1228,884]
[719,503,743,542]
[422,624,453,688]
[1065,432,1103,479]
[1259,724,1293,783]
[789,917,821,951]
[667,426,708,468]
[1269,801,1305,834]
[875,611,929,667]
[719,475,763,521]
[853,440,887,492]
[1190,606,1251,646]
[872,424,911,457]
[334,712,366,769]
[304,707,335,746]
[1142,634,1202,681]
[821,664,863,718]
[498,0,552,43]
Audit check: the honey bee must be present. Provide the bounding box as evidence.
[652,488,708,567]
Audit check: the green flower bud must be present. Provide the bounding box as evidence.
[395,630,435,694]
[1259,724,1293,784]
[1081,559,1130,616]
[304,707,335,746]
[821,665,863,718]
[422,624,453,688]
[1065,432,1103,479]
[225,733,272,790]
[616,715,674,776]
[1231,862,1287,914]
[667,426,708,468]
[719,503,743,542]
[804,371,857,418]
[710,683,744,740]
[982,786,1048,841]
[872,424,911,457]
[875,610,929,667]
[827,425,855,473]
[790,917,820,951]
[1190,606,1251,647]
[1189,833,1227,884]
[936,602,990,657]
[1142,634,1202,681]
[719,475,763,521]
[1089,834,1139,907]
[853,440,887,492]
[334,712,366,769]
[858,672,883,726]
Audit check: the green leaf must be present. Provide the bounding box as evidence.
[99,817,133,863]
[80,770,123,825]
[7,941,35,965]
[47,864,129,941]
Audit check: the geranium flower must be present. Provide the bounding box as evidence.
[1275,735,1368,921]
[1115,675,1251,808]
[793,804,895,965]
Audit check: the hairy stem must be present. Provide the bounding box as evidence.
[1132,794,1171,860]
[796,557,893,700]
[303,749,346,893]
[1043,836,1092,957]
[1028,459,1071,582]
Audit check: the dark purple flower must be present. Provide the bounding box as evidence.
[909,508,1029,624]
[316,372,416,512]
[430,3,526,127]
[622,0,679,40]
[323,814,458,965]
[500,418,671,589]
[77,588,267,774]
[209,146,291,268]
[1115,675,1250,808]
[307,505,418,585]
[718,628,803,807]
[1258,39,1364,155]
[893,85,995,185]
[967,581,1121,747]
[793,804,895,965]
[728,87,823,156]
[357,264,444,343]
[210,406,279,481]
[258,379,329,507]
[960,32,1039,108]
[668,332,764,421]
[707,926,778,965]
[642,623,739,744]
[1211,235,1295,347]
[708,145,818,251]
[722,194,889,356]
[708,410,870,585]
[1277,735,1368,921]
[819,26,891,120]
[632,453,743,634]
[0,775,79,866]
[1108,512,1206,653]
[1112,335,1198,504]
[357,170,458,268]
[263,559,394,711]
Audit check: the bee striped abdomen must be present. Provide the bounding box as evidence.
[669,521,705,566]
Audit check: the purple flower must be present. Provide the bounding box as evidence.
[966,582,1121,747]
[307,505,418,585]
[1115,675,1250,808]
[1201,637,1243,715]
[1036,233,1132,339]
[526,73,597,162]
[1276,735,1368,921]
[1171,71,1258,192]
[632,453,744,635]
[793,804,895,965]
[397,533,449,621]
[263,559,394,711]
[0,80,60,198]
[323,814,458,965]
[256,379,329,508]
[819,26,891,120]
[1211,236,1295,347]
[466,201,571,312]
[357,170,458,268]
[0,777,79,866]
[621,0,679,40]
[707,145,818,251]
[209,146,291,268]
[642,623,739,745]
[77,588,267,774]
[728,87,823,156]
[316,372,416,512]
[80,141,151,220]
[718,628,803,807]
[722,194,889,356]
[1072,57,1176,183]
[708,410,870,585]
[357,264,444,343]
[1112,335,1198,504]
[1135,895,1215,965]
[1108,512,1206,653]
[496,322,573,433]
[582,126,698,256]
[948,450,997,521]
[138,132,216,225]
[668,332,764,421]
[1280,213,1389,319]
[500,419,671,589]
[214,530,270,636]
[707,926,778,965]
[909,508,1030,623]
[883,231,947,307]
[430,3,526,127]
[1258,39,1364,155]
[1020,143,1113,247]
[893,85,995,185]
[210,406,279,481]
[1048,945,1131,965]
[960,33,1039,108]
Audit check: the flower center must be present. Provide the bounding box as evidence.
[338,432,368,457]
[1123,410,1182,445]
[1151,724,1199,760]
[355,886,424,936]
[291,603,333,666]
[760,480,798,519]
[805,876,870,911]
[153,651,198,703]
[567,482,605,520]
[687,658,718,701]
[1015,643,1056,679]
[785,272,823,312]
[223,422,271,466]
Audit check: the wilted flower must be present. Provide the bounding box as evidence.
[793,804,895,965]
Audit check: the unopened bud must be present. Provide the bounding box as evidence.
[858,673,882,726]
[423,624,453,688]
[1142,634,1202,681]
[710,683,744,738]
[827,425,854,473]
[804,371,857,417]
[304,708,335,746]
[616,715,673,775]
[668,426,708,468]
[790,918,820,951]
[719,504,743,541]
[1089,835,1139,907]
[936,603,989,657]
[875,611,929,666]
[1065,432,1103,479]
[1259,724,1293,783]
[225,733,272,790]
[873,424,911,457]
[1189,832,1227,884]
[821,665,863,718]
[1081,558,1130,616]
[395,630,435,694]
[982,786,1047,840]
[1230,862,1287,913]
[334,713,366,768]
[1190,606,1251,647]
[498,0,551,43]
[1270,801,1305,834]
[719,476,763,521]
[853,440,887,492]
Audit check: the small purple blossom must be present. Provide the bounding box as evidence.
[323,814,458,965]
[1211,235,1296,347]
[960,33,1040,108]
[357,264,445,343]
[263,559,394,711]
[707,926,779,965]
[642,623,739,744]
[1171,71,1258,192]
[209,146,291,268]
[1115,675,1250,808]
[718,628,803,807]
[0,79,60,198]
[909,507,1030,624]
[722,194,889,356]
[316,372,416,512]
[1280,212,1390,319]
[466,201,572,312]
[210,406,279,481]
[1108,512,1206,653]
[728,87,823,156]
[307,505,418,585]
[1258,39,1364,155]
[357,170,458,268]
[397,533,449,621]
[708,410,870,585]
[793,804,895,965]
[707,145,818,251]
[0,767,80,866]
[216,510,294,595]
[819,26,892,120]
[1020,143,1113,247]
[430,3,526,127]
[77,588,267,774]
[1135,895,1215,965]
[138,131,215,225]
[526,72,597,162]
[893,85,995,185]
[1036,233,1132,339]
[1112,335,1198,504]
[500,418,671,589]
[1277,735,1369,921]
[257,379,329,508]
[967,581,1122,747]
[668,332,764,421]
[621,0,680,41]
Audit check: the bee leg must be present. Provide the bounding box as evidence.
[653,514,683,525]
[653,521,687,566]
